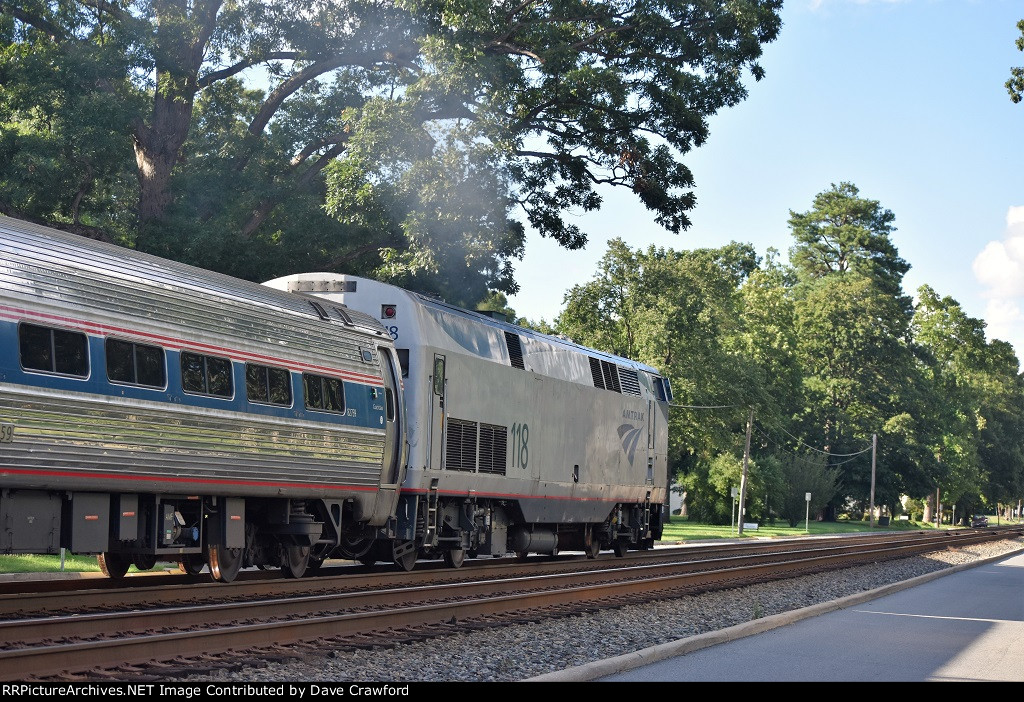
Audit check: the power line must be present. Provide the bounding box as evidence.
[753,424,872,465]
[766,422,873,456]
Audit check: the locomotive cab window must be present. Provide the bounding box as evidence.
[106,338,166,388]
[653,376,671,402]
[18,323,89,377]
[303,373,345,413]
[181,351,233,398]
[245,363,292,406]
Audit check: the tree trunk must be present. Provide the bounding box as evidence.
[134,93,194,230]
[133,1,222,240]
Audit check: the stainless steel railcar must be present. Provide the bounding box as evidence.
[264,274,671,569]
[0,218,405,581]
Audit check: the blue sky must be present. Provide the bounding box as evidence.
[506,0,1024,367]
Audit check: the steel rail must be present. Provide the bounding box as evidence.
[0,529,1019,680]
[1,527,1013,617]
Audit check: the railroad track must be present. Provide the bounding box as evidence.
[1,527,1020,681]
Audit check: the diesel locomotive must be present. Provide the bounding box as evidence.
[0,216,671,581]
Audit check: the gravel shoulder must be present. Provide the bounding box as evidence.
[181,536,1024,683]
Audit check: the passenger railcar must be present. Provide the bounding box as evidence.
[0,215,671,581]
[263,274,671,569]
[0,217,405,581]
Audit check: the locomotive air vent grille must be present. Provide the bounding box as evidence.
[478,423,508,475]
[619,368,642,396]
[445,418,478,472]
[602,360,621,393]
[589,357,605,390]
[504,331,525,370]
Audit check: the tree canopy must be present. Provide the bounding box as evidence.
[0,0,782,304]
[559,183,1024,526]
[1008,18,1024,103]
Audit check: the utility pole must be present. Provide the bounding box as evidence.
[869,433,877,528]
[738,408,753,536]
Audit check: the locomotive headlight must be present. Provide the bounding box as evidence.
[381,304,397,319]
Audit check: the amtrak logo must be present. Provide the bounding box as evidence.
[618,424,644,464]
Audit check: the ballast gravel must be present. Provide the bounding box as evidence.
[182,536,1024,683]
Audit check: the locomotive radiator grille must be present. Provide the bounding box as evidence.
[478,423,507,475]
[444,418,477,472]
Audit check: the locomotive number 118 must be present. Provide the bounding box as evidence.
[510,422,529,469]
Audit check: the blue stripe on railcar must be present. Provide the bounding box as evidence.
[0,320,385,431]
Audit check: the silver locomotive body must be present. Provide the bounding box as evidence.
[264,274,671,566]
[0,218,405,580]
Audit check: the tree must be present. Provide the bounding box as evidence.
[1,1,783,302]
[557,238,761,488]
[788,182,910,300]
[789,184,919,519]
[912,286,1024,521]
[774,454,842,528]
[1008,19,1024,103]
[730,250,802,432]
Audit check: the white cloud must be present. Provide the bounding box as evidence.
[974,207,1024,364]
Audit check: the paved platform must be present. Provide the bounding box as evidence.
[528,547,1024,682]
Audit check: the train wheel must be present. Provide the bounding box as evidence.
[392,540,417,572]
[443,548,466,568]
[207,544,243,583]
[97,552,131,579]
[585,538,601,560]
[613,540,628,557]
[282,545,311,579]
[177,553,205,575]
[132,554,157,571]
[515,550,529,562]
[306,556,324,575]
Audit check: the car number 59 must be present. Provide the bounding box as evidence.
[0,424,13,443]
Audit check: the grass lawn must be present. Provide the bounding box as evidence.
[0,553,180,575]
[659,515,942,542]
[0,552,103,574]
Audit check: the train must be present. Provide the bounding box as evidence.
[0,216,671,582]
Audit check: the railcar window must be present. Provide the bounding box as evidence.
[18,323,88,377]
[106,338,166,388]
[180,351,233,398]
[302,373,345,413]
[245,363,293,406]
[396,349,409,378]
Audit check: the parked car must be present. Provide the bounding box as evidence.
[971,514,988,527]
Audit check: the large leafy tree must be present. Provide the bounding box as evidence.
[789,183,922,518]
[557,238,762,482]
[911,286,990,512]
[788,182,910,300]
[0,0,782,303]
